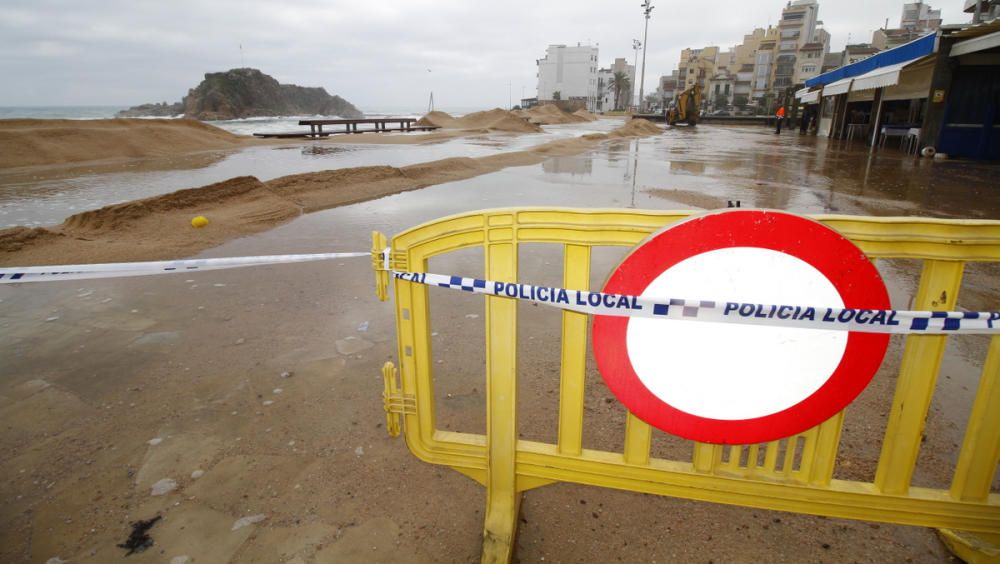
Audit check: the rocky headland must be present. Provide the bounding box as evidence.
[116,68,363,121]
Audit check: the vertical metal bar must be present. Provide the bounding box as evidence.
[808,412,845,487]
[763,441,780,472]
[870,87,884,148]
[725,446,744,472]
[875,260,964,496]
[781,440,797,477]
[746,444,761,470]
[396,254,437,447]
[623,412,652,465]
[481,217,520,562]
[796,427,819,480]
[692,443,721,473]
[557,244,590,456]
[950,335,1000,502]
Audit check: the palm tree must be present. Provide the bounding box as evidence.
[608,71,631,111]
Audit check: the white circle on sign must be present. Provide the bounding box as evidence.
[625,247,847,421]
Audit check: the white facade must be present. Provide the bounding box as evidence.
[902,2,941,30]
[536,44,600,110]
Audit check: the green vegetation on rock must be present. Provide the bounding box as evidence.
[117,68,363,120]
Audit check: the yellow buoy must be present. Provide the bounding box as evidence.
[191,215,209,228]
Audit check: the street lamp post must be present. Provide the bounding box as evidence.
[632,39,641,111]
[638,1,654,113]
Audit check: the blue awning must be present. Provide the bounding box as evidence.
[805,33,937,87]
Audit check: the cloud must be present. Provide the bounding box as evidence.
[0,0,972,109]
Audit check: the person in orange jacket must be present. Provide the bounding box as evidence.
[775,105,786,134]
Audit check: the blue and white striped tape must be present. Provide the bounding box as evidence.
[0,252,370,283]
[395,271,1000,335]
[2,252,998,335]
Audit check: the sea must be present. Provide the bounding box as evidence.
[0,105,489,135]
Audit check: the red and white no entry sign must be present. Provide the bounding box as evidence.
[592,209,891,445]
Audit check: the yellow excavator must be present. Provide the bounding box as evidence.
[667,84,701,126]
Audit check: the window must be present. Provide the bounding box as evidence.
[802,65,816,73]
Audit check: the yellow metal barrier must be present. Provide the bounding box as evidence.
[373,208,1000,563]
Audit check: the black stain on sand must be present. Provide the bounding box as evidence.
[117,516,161,555]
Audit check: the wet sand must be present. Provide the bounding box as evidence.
[0,119,657,266]
[1,125,998,562]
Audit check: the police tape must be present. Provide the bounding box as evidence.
[0,252,370,283]
[2,253,998,334]
[394,271,1000,335]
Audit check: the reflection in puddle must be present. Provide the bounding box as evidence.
[299,145,353,157]
[541,155,593,176]
[1,123,998,562]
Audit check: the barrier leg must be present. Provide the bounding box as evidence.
[482,487,522,563]
[938,334,1000,562]
[481,229,520,563]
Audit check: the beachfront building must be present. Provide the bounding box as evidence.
[821,52,843,73]
[773,0,826,102]
[873,1,942,50]
[536,44,600,111]
[842,44,881,66]
[798,18,1000,159]
[723,28,768,109]
[656,71,679,108]
[902,1,943,29]
[673,28,766,110]
[734,64,754,108]
[796,41,827,85]
[707,71,736,109]
[596,58,635,112]
[670,0,838,113]
[965,0,1000,22]
[678,46,721,93]
[750,28,780,107]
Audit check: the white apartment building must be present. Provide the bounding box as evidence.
[902,1,942,30]
[774,0,821,91]
[536,44,600,110]
[596,58,635,111]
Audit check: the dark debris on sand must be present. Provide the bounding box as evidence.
[117,515,161,555]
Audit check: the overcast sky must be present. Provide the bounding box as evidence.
[0,0,971,111]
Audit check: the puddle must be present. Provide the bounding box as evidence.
[0,123,996,563]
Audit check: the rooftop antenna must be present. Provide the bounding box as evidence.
[240,43,244,68]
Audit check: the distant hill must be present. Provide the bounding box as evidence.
[117,68,363,121]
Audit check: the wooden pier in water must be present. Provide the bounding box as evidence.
[253,117,439,139]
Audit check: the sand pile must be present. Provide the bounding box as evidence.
[609,118,662,137]
[0,119,253,169]
[415,111,458,129]
[518,104,590,125]
[572,109,599,121]
[0,120,662,266]
[416,109,542,133]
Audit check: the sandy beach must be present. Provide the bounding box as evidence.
[0,114,657,266]
[0,109,564,178]
[1,114,996,563]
